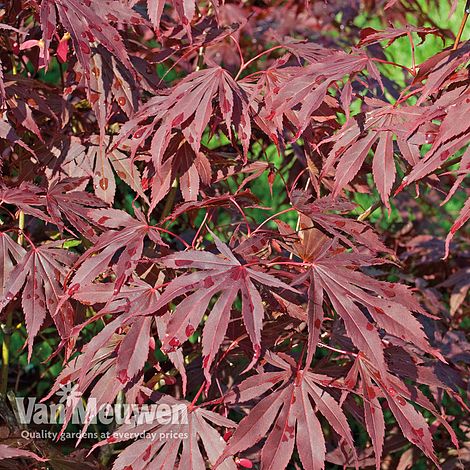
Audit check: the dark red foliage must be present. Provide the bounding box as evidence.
[0,0,468,468]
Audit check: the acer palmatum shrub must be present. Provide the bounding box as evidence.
[0,0,469,468]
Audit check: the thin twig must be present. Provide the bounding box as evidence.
[318,342,357,357]
[453,1,469,51]
[195,46,205,71]
[235,45,284,80]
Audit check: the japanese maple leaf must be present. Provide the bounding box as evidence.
[397,87,470,189]
[70,277,187,392]
[311,249,443,369]
[216,352,357,470]
[91,395,237,470]
[45,176,107,241]
[320,98,429,212]
[394,88,470,252]
[3,75,61,141]
[290,190,391,253]
[239,58,300,141]
[0,182,50,221]
[115,66,252,208]
[264,49,382,138]
[0,240,77,359]
[385,345,469,413]
[68,208,165,295]
[358,25,442,48]
[342,355,457,468]
[39,0,140,78]
[117,65,252,159]
[152,233,296,381]
[44,332,146,439]
[72,310,152,387]
[239,54,340,145]
[280,218,443,372]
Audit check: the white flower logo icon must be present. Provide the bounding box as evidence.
[56,382,82,408]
